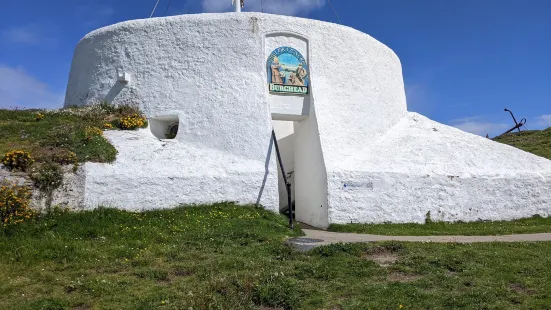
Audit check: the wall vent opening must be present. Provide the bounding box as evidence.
[149,115,179,140]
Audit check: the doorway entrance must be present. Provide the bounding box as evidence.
[272,116,329,228]
[272,120,296,215]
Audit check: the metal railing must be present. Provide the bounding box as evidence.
[271,129,293,229]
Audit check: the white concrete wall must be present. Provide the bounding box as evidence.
[63,13,406,216]
[328,113,551,224]
[62,13,551,225]
[294,106,329,228]
[65,13,292,212]
[85,128,278,212]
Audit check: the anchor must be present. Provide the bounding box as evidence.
[500,108,526,136]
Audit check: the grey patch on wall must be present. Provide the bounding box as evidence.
[342,181,374,190]
[250,17,259,34]
[78,92,89,105]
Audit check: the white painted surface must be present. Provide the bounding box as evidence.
[63,13,551,226]
[328,113,551,224]
[294,106,329,228]
[85,128,278,212]
[64,13,404,216]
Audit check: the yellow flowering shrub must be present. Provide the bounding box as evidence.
[0,182,35,225]
[103,123,114,129]
[2,150,34,171]
[118,114,147,130]
[85,126,103,137]
[35,112,45,122]
[52,150,78,165]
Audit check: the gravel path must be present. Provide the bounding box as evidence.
[287,230,551,251]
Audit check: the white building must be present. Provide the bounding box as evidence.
[64,12,551,228]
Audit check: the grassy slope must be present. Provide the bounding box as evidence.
[493,127,551,160]
[0,109,116,164]
[1,205,551,309]
[0,106,145,164]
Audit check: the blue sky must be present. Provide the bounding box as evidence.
[0,0,549,136]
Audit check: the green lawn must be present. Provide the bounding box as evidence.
[1,204,551,309]
[328,216,551,236]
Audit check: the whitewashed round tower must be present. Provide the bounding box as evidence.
[64,10,551,228]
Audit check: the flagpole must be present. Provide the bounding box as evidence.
[234,0,241,12]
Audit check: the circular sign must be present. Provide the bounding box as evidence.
[266,46,309,95]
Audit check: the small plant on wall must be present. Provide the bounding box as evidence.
[30,162,64,194]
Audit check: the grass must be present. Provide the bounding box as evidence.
[493,126,551,160]
[1,204,551,309]
[328,215,551,236]
[0,104,145,165]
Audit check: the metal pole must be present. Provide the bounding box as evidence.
[233,0,241,12]
[272,129,293,229]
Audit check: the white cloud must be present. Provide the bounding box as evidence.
[75,5,115,27]
[0,65,64,109]
[535,114,551,128]
[2,26,39,45]
[1,25,56,46]
[449,116,509,137]
[202,0,325,15]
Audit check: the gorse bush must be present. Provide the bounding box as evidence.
[35,112,44,122]
[50,150,77,166]
[85,126,103,138]
[117,114,147,130]
[0,182,35,225]
[2,150,34,171]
